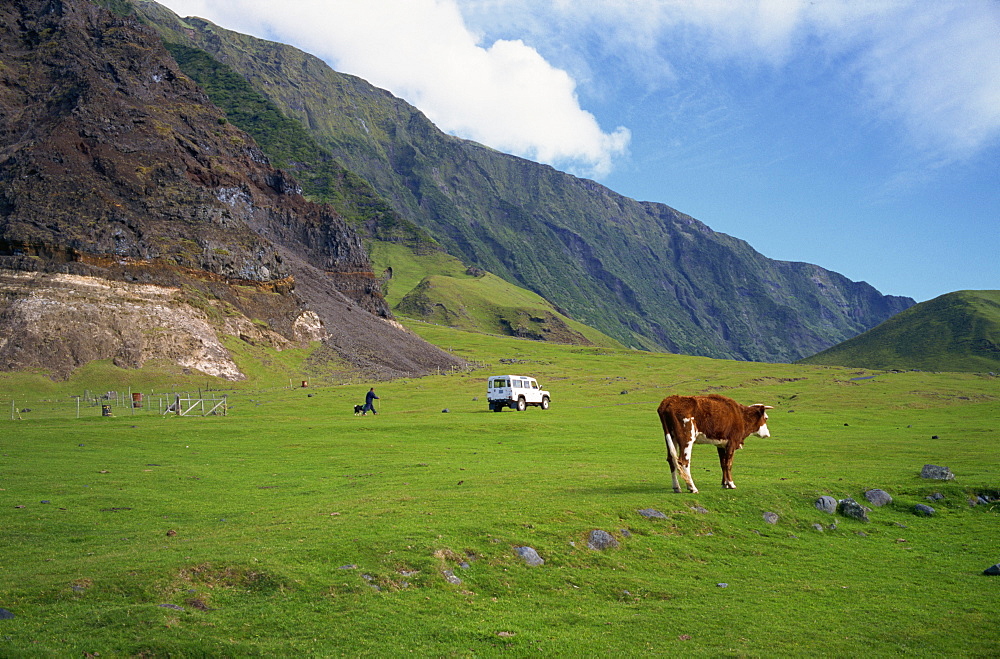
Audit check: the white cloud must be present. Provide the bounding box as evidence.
[155,0,630,178]
[460,0,1000,164]
[156,0,1000,173]
[855,3,1000,161]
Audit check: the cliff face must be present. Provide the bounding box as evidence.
[138,4,915,362]
[0,0,463,379]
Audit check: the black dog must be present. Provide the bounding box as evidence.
[354,404,364,416]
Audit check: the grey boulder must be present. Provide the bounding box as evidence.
[864,489,893,507]
[587,529,619,550]
[837,498,870,522]
[920,465,955,480]
[514,546,544,566]
[815,496,838,514]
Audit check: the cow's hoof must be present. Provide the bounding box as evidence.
[723,482,736,489]
[673,487,682,493]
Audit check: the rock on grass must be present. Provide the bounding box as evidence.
[837,498,870,522]
[864,489,892,507]
[587,529,619,550]
[514,546,544,566]
[920,465,954,480]
[815,496,837,514]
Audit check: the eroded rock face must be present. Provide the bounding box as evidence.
[0,270,326,379]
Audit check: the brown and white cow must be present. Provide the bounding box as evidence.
[656,394,773,493]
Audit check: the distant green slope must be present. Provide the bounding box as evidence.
[800,290,1000,373]
[370,242,624,348]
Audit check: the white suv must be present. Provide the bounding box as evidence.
[487,375,550,412]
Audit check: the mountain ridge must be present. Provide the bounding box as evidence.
[132,0,914,362]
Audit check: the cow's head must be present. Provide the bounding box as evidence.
[750,404,773,438]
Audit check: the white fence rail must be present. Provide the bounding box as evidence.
[164,394,228,417]
[7,389,229,420]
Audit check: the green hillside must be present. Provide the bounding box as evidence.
[801,290,1000,373]
[150,41,433,249]
[370,242,624,348]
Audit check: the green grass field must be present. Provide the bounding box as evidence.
[1,322,998,656]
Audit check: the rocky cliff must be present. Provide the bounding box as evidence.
[0,0,463,379]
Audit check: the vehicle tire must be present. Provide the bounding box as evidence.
[540,396,549,410]
[492,403,503,412]
[516,397,527,412]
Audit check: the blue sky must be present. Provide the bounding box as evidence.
[158,0,999,303]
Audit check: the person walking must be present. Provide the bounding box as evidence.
[362,387,379,416]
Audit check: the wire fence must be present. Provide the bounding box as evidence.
[5,388,232,421]
[3,380,397,421]
[3,358,492,422]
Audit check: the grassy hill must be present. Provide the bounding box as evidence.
[1,320,998,655]
[158,32,617,351]
[801,290,1000,373]
[370,242,624,348]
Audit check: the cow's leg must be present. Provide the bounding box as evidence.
[670,420,699,493]
[664,433,682,493]
[717,445,736,489]
[678,463,699,493]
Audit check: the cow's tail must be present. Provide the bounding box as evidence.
[659,409,683,493]
[659,405,699,494]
